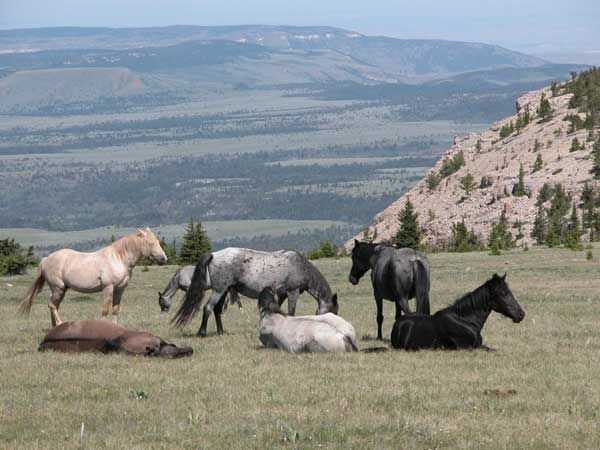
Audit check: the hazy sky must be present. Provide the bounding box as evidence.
[2,0,599,57]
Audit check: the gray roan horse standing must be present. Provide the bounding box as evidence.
[158,265,242,312]
[348,240,430,340]
[172,248,338,337]
[20,228,167,326]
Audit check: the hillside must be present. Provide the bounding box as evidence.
[348,69,600,249]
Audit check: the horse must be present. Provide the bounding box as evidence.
[38,320,193,358]
[172,248,338,337]
[390,273,525,351]
[158,265,242,312]
[258,287,356,353]
[348,240,431,340]
[19,228,167,326]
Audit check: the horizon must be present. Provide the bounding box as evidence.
[1,0,599,64]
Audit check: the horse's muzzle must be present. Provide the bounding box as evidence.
[348,275,358,285]
[512,309,526,323]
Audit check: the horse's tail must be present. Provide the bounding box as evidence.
[414,258,431,315]
[19,265,45,315]
[171,253,213,327]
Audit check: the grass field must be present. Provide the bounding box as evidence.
[1,246,600,449]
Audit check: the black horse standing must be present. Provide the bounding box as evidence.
[390,273,525,350]
[348,240,431,340]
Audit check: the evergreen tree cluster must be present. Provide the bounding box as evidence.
[179,217,212,264]
[305,241,338,260]
[488,210,515,254]
[439,150,465,178]
[0,238,38,275]
[449,220,484,252]
[564,67,600,129]
[537,93,553,122]
[530,183,582,248]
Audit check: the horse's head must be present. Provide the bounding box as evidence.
[138,228,167,265]
[317,293,338,315]
[348,239,372,285]
[258,287,285,316]
[488,273,525,323]
[158,291,171,312]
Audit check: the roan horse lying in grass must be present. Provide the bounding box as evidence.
[39,320,193,358]
[20,228,167,326]
[390,273,525,351]
[258,287,357,353]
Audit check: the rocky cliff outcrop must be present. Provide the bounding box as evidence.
[346,86,594,250]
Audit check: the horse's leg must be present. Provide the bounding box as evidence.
[101,285,114,320]
[111,287,125,323]
[374,290,384,340]
[198,291,225,337]
[286,289,300,316]
[213,292,228,336]
[396,296,411,316]
[48,286,66,327]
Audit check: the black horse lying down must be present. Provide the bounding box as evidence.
[391,273,525,351]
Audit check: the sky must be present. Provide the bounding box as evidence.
[1,0,599,61]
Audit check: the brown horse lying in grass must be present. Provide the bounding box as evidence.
[39,320,193,358]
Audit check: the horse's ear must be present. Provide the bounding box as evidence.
[354,239,359,247]
[137,228,146,237]
[501,273,507,281]
[331,293,338,307]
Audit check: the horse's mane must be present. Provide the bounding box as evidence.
[443,280,491,316]
[111,233,144,260]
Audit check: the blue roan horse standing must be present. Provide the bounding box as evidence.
[349,240,431,340]
[172,248,338,337]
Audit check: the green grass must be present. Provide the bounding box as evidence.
[1,246,600,449]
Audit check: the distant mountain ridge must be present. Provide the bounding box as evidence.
[0,25,546,81]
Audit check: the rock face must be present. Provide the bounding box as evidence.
[346,86,594,250]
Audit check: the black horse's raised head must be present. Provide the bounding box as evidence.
[349,239,372,285]
[488,273,525,323]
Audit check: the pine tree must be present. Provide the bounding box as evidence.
[394,198,421,250]
[426,170,441,191]
[591,137,600,179]
[488,209,514,253]
[531,205,546,244]
[538,93,553,121]
[532,153,543,172]
[565,203,582,250]
[459,172,477,196]
[514,163,526,196]
[570,137,582,152]
[179,217,211,264]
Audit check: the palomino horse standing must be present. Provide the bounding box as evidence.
[172,248,338,337]
[20,228,167,326]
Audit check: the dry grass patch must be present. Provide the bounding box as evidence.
[1,246,600,449]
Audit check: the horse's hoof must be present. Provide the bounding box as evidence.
[197,330,207,338]
[217,330,226,336]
